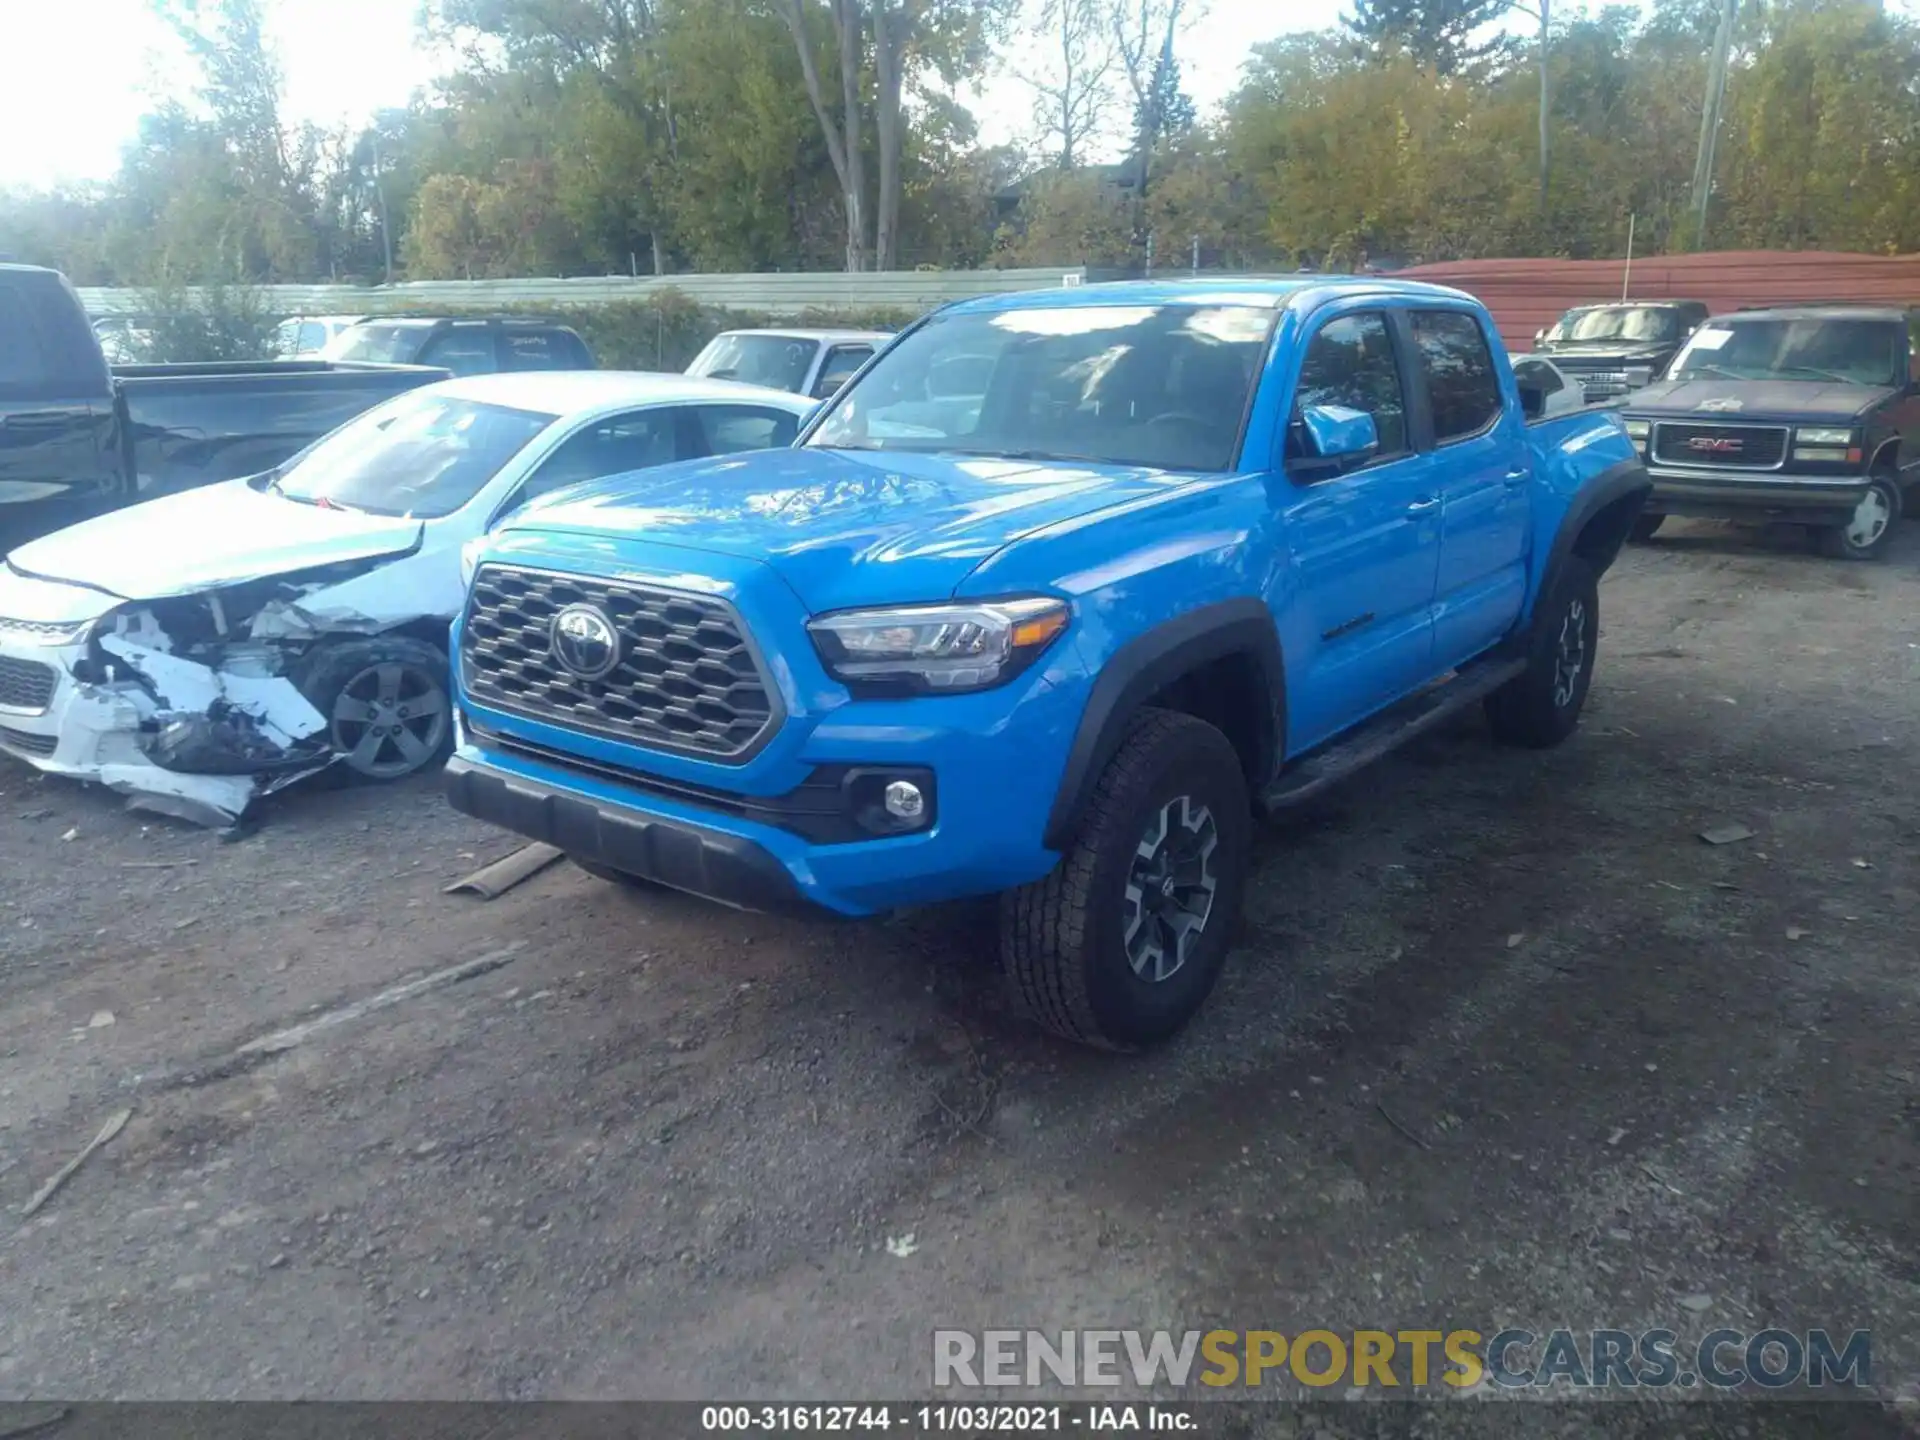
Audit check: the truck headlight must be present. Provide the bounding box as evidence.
[1623,419,1650,442]
[1795,427,1854,447]
[460,537,487,588]
[808,596,1070,695]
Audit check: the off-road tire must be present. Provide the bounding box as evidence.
[1000,708,1251,1050]
[1628,513,1665,543]
[1819,474,1901,561]
[296,636,453,783]
[1486,557,1599,750]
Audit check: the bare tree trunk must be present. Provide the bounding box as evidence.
[1537,0,1550,213]
[775,0,869,271]
[872,2,907,270]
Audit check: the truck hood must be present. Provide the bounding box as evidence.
[1624,378,1896,424]
[6,477,423,602]
[508,447,1200,610]
[1536,341,1672,365]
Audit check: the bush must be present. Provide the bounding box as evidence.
[130,281,280,363]
[379,288,922,371]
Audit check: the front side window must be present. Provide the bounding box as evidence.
[696,405,800,455]
[322,323,423,365]
[1290,312,1408,456]
[269,392,555,518]
[419,328,499,376]
[807,304,1273,472]
[687,334,818,393]
[814,345,874,397]
[1669,318,1904,387]
[1412,311,1502,443]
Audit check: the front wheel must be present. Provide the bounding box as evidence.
[297,636,452,782]
[1000,708,1251,1050]
[1486,557,1600,749]
[1820,476,1901,560]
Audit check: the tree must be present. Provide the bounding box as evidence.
[772,0,871,269]
[1342,0,1511,73]
[1017,0,1121,169]
[1109,0,1195,200]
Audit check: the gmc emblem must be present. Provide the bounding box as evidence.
[1686,436,1743,454]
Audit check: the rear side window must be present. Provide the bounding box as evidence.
[505,329,585,371]
[1412,311,1502,443]
[0,286,50,388]
[695,405,800,455]
[814,345,873,398]
[1292,312,1408,455]
[419,328,498,376]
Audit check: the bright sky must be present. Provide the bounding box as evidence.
[0,0,1348,190]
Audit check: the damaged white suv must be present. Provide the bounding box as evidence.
[0,371,811,826]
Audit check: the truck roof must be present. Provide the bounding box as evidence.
[711,328,893,343]
[1723,304,1913,322]
[939,275,1478,316]
[430,368,813,415]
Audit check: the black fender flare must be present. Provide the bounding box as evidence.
[1527,457,1650,640]
[1043,598,1285,851]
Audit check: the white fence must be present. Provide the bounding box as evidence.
[77,268,1090,317]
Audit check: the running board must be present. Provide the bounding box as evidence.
[1258,656,1527,812]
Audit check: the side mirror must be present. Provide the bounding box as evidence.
[1624,365,1654,388]
[812,376,846,401]
[1517,382,1547,420]
[1534,329,1547,346]
[1291,404,1379,478]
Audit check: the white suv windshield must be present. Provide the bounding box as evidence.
[806,305,1273,472]
[271,392,555,518]
[687,334,818,392]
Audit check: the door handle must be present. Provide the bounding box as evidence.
[1503,467,1530,486]
[1405,496,1441,518]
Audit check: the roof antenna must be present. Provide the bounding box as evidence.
[1621,213,1635,303]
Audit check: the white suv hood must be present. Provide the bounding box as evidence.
[6,478,423,602]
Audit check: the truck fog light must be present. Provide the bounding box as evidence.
[884,779,926,821]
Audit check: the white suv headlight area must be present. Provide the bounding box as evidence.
[0,615,97,647]
[807,597,1070,695]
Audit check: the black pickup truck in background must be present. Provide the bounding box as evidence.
[0,263,448,548]
[1532,300,1711,403]
[1620,305,1920,560]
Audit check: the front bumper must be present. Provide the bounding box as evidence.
[444,755,816,915]
[1644,467,1870,522]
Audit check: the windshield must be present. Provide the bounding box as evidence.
[272,392,555,518]
[322,323,424,365]
[1668,318,1904,386]
[687,334,819,392]
[806,305,1272,472]
[1546,306,1683,344]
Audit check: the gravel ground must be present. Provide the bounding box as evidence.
[0,518,1916,1436]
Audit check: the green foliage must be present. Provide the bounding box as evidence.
[130,281,281,362]
[5,0,1920,290]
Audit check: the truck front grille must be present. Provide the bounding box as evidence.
[1652,423,1789,470]
[0,657,57,713]
[460,565,779,763]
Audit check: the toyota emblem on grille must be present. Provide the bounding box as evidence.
[550,604,621,680]
[1686,436,1744,453]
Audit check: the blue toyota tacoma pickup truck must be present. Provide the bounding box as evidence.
[445,279,1649,1048]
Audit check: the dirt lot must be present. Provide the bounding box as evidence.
[1,519,1917,1432]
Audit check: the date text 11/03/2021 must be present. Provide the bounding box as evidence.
[701,1406,1196,1432]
